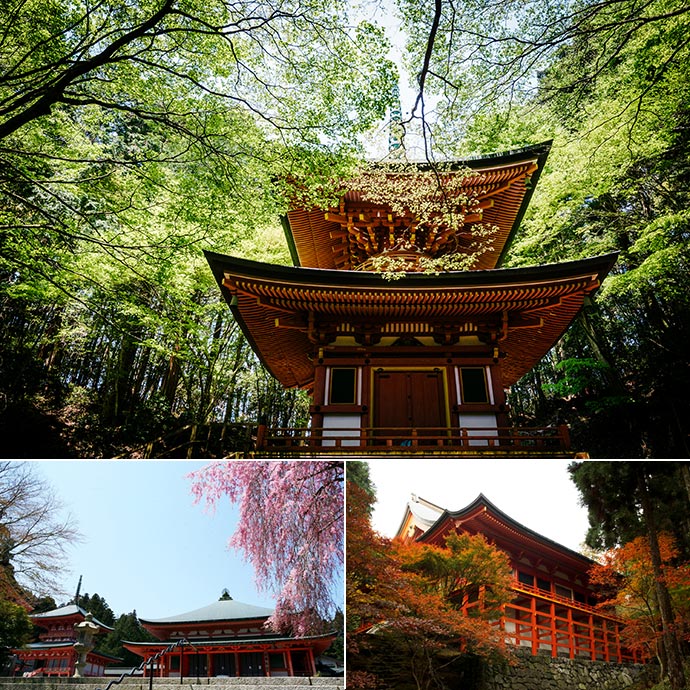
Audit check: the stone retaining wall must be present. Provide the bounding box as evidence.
[482,650,652,690]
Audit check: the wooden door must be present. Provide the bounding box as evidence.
[373,370,446,431]
[239,652,264,676]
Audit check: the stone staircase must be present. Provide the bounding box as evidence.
[0,679,343,690]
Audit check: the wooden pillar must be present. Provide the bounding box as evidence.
[588,614,595,661]
[603,619,610,662]
[234,652,240,677]
[558,424,571,452]
[567,608,574,660]
[207,653,212,677]
[530,595,538,655]
[307,648,316,676]
[286,650,294,677]
[311,364,327,435]
[550,603,557,658]
[256,424,266,449]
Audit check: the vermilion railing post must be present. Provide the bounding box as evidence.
[256,424,266,449]
[558,424,571,451]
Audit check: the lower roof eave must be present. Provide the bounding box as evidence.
[205,250,618,290]
[204,251,619,389]
[123,632,335,653]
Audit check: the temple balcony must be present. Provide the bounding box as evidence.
[254,424,583,458]
[500,581,639,663]
[457,580,637,663]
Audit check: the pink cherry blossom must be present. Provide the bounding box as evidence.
[189,461,343,636]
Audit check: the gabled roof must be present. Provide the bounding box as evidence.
[395,495,445,539]
[283,142,551,272]
[405,493,594,575]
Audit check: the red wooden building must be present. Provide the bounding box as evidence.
[13,604,116,677]
[396,494,638,663]
[122,595,336,678]
[206,143,616,455]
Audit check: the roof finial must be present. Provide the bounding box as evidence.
[388,83,403,156]
[219,589,233,601]
[74,575,82,606]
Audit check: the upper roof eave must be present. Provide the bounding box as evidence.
[31,604,114,631]
[282,141,553,269]
[369,141,552,172]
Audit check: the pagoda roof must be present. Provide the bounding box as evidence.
[205,250,617,389]
[283,142,551,272]
[22,642,75,650]
[404,493,594,576]
[139,598,274,626]
[31,604,113,632]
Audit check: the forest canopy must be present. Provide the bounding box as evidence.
[393,0,690,456]
[0,0,396,457]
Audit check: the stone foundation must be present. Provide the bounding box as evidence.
[483,650,652,690]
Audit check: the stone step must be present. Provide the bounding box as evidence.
[0,680,343,690]
[0,681,343,690]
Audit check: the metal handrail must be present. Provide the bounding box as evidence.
[97,638,190,690]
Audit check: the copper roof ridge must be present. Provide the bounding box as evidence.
[419,493,594,566]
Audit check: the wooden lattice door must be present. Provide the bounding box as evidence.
[373,370,446,433]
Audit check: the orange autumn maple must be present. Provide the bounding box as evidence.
[589,533,690,668]
[347,481,513,690]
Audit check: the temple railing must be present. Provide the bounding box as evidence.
[256,424,574,456]
[511,582,621,620]
[460,582,638,663]
[502,585,638,663]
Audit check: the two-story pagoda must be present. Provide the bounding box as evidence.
[397,494,638,663]
[206,143,616,455]
[13,604,116,677]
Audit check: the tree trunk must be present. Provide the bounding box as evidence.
[637,468,686,690]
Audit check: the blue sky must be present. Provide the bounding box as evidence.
[28,461,284,619]
[22,458,592,624]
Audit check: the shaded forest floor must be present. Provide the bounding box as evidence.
[0,398,77,458]
[2,375,689,459]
